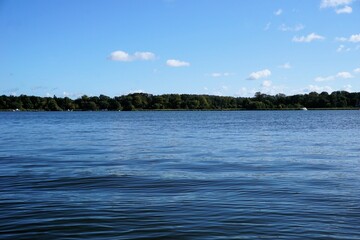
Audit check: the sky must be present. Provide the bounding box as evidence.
[1,0,360,98]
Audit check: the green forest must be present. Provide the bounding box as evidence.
[1,91,360,111]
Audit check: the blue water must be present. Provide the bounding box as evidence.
[0,111,359,239]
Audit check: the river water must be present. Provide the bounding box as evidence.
[0,111,359,239]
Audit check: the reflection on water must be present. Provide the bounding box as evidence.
[0,111,359,239]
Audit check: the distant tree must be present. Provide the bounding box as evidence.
[99,100,109,110]
[9,96,23,110]
[86,101,98,111]
[1,90,360,111]
[199,95,210,109]
[122,96,135,111]
[188,99,200,109]
[168,94,182,109]
[0,96,6,109]
[108,99,121,111]
[45,98,62,111]
[63,97,75,110]
[152,96,164,109]
[20,95,34,109]
[246,101,266,110]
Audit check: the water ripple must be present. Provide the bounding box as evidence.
[0,111,360,239]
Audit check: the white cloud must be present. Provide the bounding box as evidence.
[335,5,352,13]
[211,73,222,77]
[210,72,231,78]
[62,91,82,99]
[274,9,283,16]
[354,68,360,73]
[132,89,146,93]
[109,50,155,61]
[166,59,190,67]
[236,87,257,97]
[335,37,347,42]
[321,0,354,14]
[292,33,325,43]
[109,51,132,61]
[237,85,286,97]
[134,52,156,60]
[203,86,232,96]
[259,81,287,96]
[314,76,335,82]
[342,84,353,92]
[247,69,271,80]
[124,89,146,95]
[212,85,230,96]
[336,71,353,79]
[264,22,271,31]
[279,24,304,32]
[315,71,353,82]
[305,85,333,93]
[335,34,360,43]
[320,0,353,8]
[349,34,360,43]
[262,80,272,87]
[278,63,292,69]
[336,44,351,52]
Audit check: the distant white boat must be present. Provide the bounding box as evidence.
[301,107,307,110]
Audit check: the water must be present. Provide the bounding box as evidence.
[0,111,359,239]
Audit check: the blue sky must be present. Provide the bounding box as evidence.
[1,0,359,98]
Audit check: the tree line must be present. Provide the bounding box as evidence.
[1,91,360,111]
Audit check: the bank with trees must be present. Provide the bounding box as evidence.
[1,91,360,111]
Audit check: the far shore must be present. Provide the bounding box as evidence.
[1,107,359,112]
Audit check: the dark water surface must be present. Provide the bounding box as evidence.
[1,111,359,239]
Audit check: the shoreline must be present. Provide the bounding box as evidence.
[1,107,359,112]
